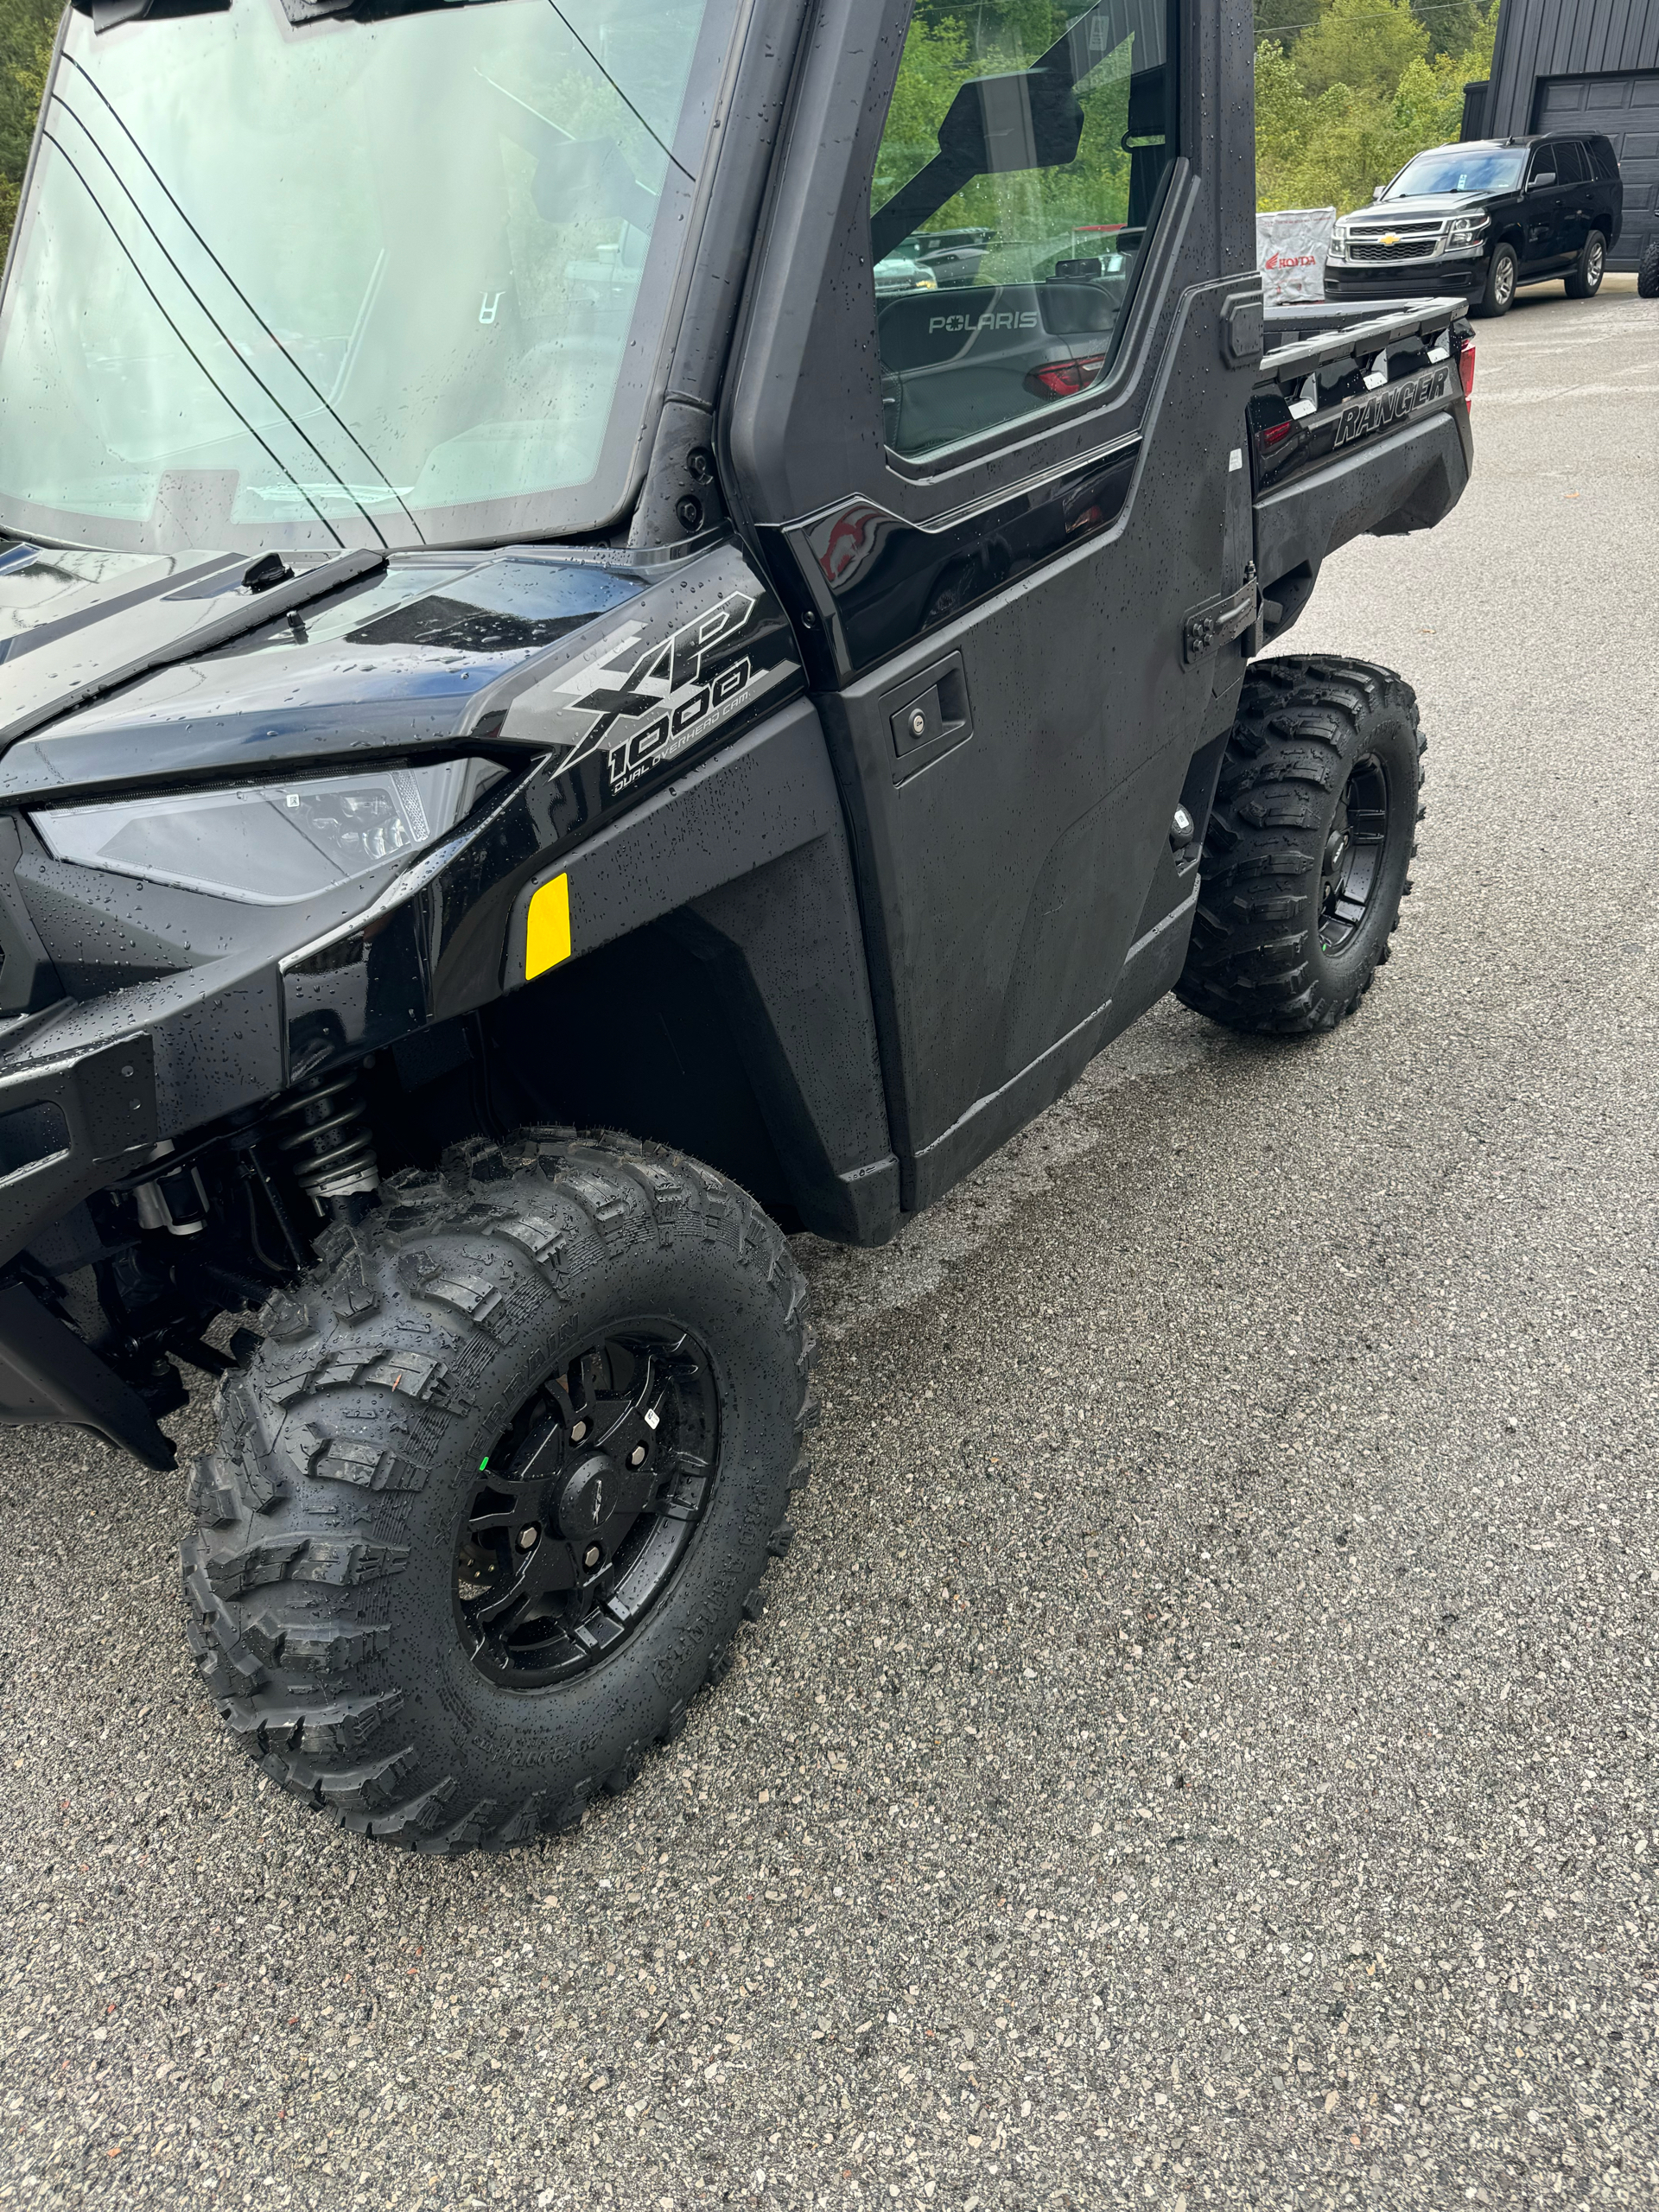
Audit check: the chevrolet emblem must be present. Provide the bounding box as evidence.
[1381,232,1399,245]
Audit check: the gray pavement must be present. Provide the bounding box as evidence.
[3,276,1657,2212]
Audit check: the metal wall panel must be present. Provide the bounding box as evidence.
[1538,69,1659,267]
[1481,0,1659,267]
[1486,0,1659,135]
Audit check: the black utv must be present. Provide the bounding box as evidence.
[0,0,1472,1852]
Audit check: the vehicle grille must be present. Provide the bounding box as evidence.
[1346,227,1442,264]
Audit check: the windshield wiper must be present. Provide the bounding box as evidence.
[0,550,387,749]
[74,0,230,31]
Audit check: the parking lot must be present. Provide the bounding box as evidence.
[2,276,1656,2210]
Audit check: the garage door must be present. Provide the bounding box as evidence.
[1537,74,1659,272]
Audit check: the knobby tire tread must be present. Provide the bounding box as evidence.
[1175,654,1424,1036]
[182,1131,812,1856]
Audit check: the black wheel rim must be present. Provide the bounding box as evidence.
[453,1320,718,1688]
[1319,754,1390,956]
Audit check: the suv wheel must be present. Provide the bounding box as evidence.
[1474,243,1518,318]
[181,1131,812,1855]
[1564,230,1606,299]
[1175,656,1423,1036]
[1637,236,1659,299]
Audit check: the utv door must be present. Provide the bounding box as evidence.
[725,0,1259,1211]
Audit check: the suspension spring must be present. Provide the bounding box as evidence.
[268,1069,379,1209]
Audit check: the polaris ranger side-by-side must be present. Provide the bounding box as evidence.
[0,0,1473,1852]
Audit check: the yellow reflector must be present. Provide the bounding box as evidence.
[525,873,571,980]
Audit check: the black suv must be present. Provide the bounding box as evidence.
[1325,135,1622,317]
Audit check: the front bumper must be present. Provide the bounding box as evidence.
[1325,259,1481,302]
[0,865,408,1464]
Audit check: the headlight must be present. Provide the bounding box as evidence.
[1445,213,1490,251]
[1329,223,1351,257]
[32,760,505,906]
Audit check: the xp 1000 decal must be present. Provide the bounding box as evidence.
[553,589,759,795]
[481,543,805,805]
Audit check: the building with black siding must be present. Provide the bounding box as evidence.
[1462,0,1658,270]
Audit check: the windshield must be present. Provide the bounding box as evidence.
[0,0,728,555]
[1385,146,1526,198]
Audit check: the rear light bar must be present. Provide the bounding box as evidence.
[1026,353,1106,399]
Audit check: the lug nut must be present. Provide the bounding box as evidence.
[518,1524,540,1551]
[582,1543,602,1571]
[627,1444,647,1469]
[569,1420,588,1444]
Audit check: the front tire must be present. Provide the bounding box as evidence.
[181,1131,812,1854]
[1176,656,1423,1036]
[1473,242,1518,318]
[1563,230,1606,299]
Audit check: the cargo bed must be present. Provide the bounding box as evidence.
[1249,296,1475,641]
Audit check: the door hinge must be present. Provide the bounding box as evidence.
[1183,573,1259,665]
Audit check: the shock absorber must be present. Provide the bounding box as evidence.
[268,1068,379,1222]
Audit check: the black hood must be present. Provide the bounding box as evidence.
[1356,193,1496,219]
[0,543,649,803]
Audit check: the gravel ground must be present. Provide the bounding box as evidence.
[3,280,1656,2212]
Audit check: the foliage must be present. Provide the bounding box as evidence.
[875,2,1135,260]
[1295,0,1428,101]
[0,0,54,257]
[1257,0,1498,215]
[880,0,1500,247]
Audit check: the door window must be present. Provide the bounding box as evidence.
[1552,141,1588,185]
[1528,146,1560,186]
[868,0,1179,461]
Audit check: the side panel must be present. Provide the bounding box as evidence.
[814,293,1245,1205]
[278,687,901,1243]
[724,0,1259,1211]
[496,702,899,1242]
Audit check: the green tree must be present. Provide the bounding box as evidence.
[0,0,57,260]
[874,3,1135,258]
[1254,0,1323,52]
[1295,0,1428,101]
[1256,0,1497,216]
[1411,0,1483,60]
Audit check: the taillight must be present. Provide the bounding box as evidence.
[1458,336,1476,406]
[1026,352,1106,399]
[1262,418,1296,449]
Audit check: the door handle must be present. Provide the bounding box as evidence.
[880,652,973,784]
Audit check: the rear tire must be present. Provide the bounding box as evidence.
[1472,243,1518,318]
[1563,231,1606,300]
[1176,656,1423,1037]
[1639,237,1659,299]
[181,1130,812,1854]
